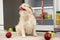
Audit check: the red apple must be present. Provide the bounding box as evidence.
[44,32,51,40]
[6,32,12,38]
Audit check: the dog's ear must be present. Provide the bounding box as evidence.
[28,6,34,13]
[31,8,35,13]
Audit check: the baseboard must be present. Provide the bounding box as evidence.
[0,25,4,31]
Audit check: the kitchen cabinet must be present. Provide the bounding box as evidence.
[3,0,23,30]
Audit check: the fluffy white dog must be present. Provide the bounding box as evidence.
[15,3,37,37]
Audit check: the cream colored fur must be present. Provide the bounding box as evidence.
[15,3,37,37]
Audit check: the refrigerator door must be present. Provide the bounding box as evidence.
[25,0,54,31]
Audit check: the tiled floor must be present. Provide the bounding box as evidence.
[0,31,60,40]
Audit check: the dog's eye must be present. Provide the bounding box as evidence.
[29,7,31,8]
[24,5,26,7]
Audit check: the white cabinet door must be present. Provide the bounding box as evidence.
[0,0,4,30]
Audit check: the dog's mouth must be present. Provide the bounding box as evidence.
[18,7,26,11]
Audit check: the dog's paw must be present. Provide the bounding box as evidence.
[33,34,38,37]
[21,35,26,37]
[34,35,38,37]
